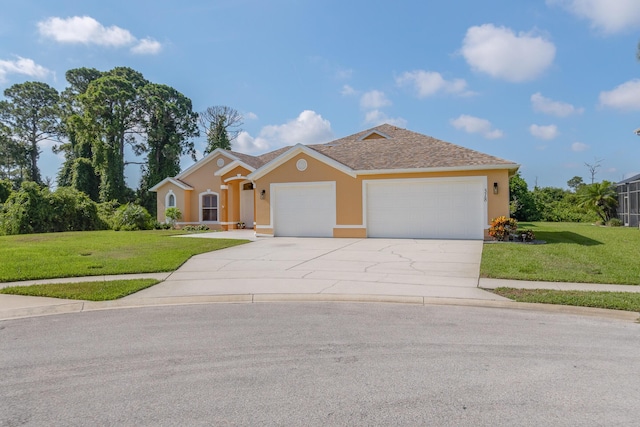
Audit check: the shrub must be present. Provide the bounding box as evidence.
[607,218,623,227]
[488,216,518,241]
[112,203,153,231]
[0,181,49,235]
[182,224,209,232]
[516,229,536,242]
[0,179,12,204]
[165,207,182,229]
[153,221,172,230]
[47,187,103,232]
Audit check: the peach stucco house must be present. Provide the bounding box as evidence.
[151,124,519,239]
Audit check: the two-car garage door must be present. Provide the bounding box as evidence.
[365,178,485,240]
[271,178,485,239]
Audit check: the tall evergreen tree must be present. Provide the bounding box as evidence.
[137,83,198,213]
[0,81,60,184]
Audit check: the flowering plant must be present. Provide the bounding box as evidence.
[488,216,518,241]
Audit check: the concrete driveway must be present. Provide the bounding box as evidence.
[131,236,504,301]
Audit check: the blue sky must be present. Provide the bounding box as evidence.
[2,0,640,189]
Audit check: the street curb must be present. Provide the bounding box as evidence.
[1,293,638,322]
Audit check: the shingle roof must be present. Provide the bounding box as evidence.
[225,124,517,173]
[307,124,516,170]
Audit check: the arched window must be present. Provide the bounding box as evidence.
[201,192,219,222]
[165,191,176,208]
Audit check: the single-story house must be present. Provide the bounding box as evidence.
[151,124,520,239]
[616,173,640,227]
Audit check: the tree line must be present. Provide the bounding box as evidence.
[509,173,619,225]
[0,66,242,216]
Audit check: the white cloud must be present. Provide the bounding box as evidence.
[130,38,162,55]
[232,110,333,153]
[396,70,472,97]
[364,110,407,128]
[0,56,50,83]
[531,92,584,117]
[360,90,391,109]
[529,124,559,140]
[461,24,555,82]
[37,16,162,55]
[571,141,589,152]
[245,112,258,120]
[341,84,357,96]
[599,79,640,110]
[548,0,640,34]
[450,114,504,139]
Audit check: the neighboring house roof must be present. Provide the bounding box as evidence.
[162,124,519,185]
[617,173,640,186]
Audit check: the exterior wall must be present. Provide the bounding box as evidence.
[253,152,512,239]
[220,166,252,229]
[155,154,251,230]
[155,184,191,223]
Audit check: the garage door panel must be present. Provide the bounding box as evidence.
[273,183,335,237]
[366,179,484,239]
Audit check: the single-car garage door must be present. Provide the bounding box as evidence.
[366,178,485,239]
[273,182,335,237]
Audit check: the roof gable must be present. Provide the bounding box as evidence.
[149,177,194,192]
[247,144,357,180]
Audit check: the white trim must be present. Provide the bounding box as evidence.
[362,176,487,238]
[214,160,256,176]
[219,221,236,225]
[357,130,391,141]
[269,181,337,235]
[199,190,220,223]
[165,190,176,209]
[149,177,193,192]
[176,149,241,180]
[248,144,357,180]
[224,175,250,183]
[334,224,366,229]
[220,184,229,190]
[355,163,520,176]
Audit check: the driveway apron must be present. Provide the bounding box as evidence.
[130,237,505,301]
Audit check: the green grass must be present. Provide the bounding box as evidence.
[0,230,248,282]
[481,222,640,285]
[0,279,160,301]
[491,287,640,313]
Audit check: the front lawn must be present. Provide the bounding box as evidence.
[0,230,248,282]
[481,222,640,285]
[0,279,160,301]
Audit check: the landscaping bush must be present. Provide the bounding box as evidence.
[0,179,12,204]
[488,216,518,241]
[165,207,182,229]
[47,187,104,232]
[607,218,622,227]
[112,203,153,231]
[153,220,172,230]
[182,224,209,232]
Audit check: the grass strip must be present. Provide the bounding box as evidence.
[0,230,248,282]
[0,279,160,301]
[491,287,640,312]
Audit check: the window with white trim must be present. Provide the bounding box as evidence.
[167,193,175,207]
[202,194,218,221]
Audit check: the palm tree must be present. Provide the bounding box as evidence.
[576,181,618,223]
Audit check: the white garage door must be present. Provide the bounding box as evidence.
[366,178,485,239]
[273,182,335,237]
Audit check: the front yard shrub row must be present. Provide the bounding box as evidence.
[0,182,155,235]
[488,216,536,242]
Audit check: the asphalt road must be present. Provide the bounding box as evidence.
[1,303,639,426]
